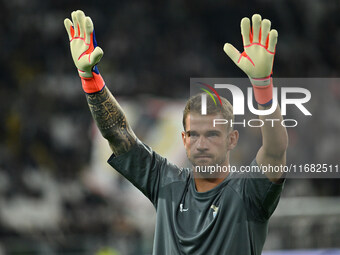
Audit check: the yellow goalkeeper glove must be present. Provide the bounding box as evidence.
[224,14,278,105]
[64,10,105,93]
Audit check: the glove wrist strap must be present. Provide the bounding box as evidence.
[250,76,273,106]
[249,75,272,86]
[80,72,105,94]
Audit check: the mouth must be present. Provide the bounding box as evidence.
[194,155,212,159]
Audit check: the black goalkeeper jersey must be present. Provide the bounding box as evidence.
[108,139,285,255]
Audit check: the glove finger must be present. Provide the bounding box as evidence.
[85,16,94,45]
[223,43,241,65]
[241,17,251,46]
[76,10,86,38]
[268,29,278,53]
[260,19,271,46]
[71,11,79,37]
[252,14,262,43]
[64,18,74,41]
[90,47,104,66]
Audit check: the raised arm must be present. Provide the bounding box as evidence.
[257,104,288,182]
[86,87,136,155]
[224,14,288,182]
[64,10,136,155]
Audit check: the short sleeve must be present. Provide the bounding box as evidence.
[107,139,184,206]
[243,159,285,221]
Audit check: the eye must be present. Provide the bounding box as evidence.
[186,131,198,138]
[207,131,220,137]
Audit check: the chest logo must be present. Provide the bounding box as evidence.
[180,203,188,212]
[211,205,219,218]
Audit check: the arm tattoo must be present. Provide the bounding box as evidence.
[86,86,137,155]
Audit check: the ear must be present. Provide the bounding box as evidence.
[181,131,187,147]
[227,130,239,150]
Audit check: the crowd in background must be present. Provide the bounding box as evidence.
[0,0,339,254]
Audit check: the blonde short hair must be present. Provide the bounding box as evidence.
[182,93,234,131]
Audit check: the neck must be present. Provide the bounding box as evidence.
[192,156,231,193]
[193,171,229,193]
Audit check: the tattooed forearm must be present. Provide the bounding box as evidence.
[86,86,137,155]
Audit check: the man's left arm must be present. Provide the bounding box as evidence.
[224,14,288,182]
[257,104,288,182]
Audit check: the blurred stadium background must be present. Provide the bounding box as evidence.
[0,0,339,254]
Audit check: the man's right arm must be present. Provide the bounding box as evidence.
[64,10,187,204]
[64,10,136,155]
[86,86,137,155]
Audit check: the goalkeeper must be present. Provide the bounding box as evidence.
[65,10,287,255]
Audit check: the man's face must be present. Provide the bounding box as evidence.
[182,113,238,168]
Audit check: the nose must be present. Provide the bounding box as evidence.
[196,136,208,151]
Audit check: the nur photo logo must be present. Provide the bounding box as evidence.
[193,78,312,128]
